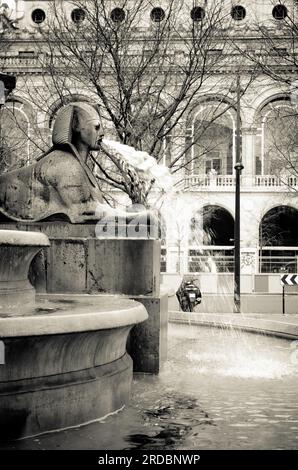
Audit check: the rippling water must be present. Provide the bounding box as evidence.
[3,323,298,450]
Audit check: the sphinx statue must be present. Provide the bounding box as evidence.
[0,102,106,223]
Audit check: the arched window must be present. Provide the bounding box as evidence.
[188,101,237,176]
[260,206,298,247]
[0,101,31,171]
[188,205,235,273]
[255,98,298,176]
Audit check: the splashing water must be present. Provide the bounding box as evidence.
[102,139,174,193]
[186,350,293,379]
[101,140,230,279]
[185,328,295,380]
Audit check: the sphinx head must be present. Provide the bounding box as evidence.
[52,102,104,152]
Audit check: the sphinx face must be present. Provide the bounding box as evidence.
[74,107,104,151]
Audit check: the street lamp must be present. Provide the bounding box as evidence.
[234,160,244,313]
[233,73,244,313]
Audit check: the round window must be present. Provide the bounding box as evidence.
[71,9,86,24]
[110,8,125,23]
[231,5,246,21]
[150,7,165,22]
[272,5,287,20]
[32,9,46,24]
[191,7,205,22]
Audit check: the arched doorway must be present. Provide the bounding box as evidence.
[203,205,234,246]
[259,206,298,273]
[189,205,234,272]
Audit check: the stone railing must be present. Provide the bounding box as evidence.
[0,56,40,68]
[0,55,65,70]
[184,175,210,189]
[216,175,235,186]
[184,174,235,190]
[254,175,298,188]
[184,174,298,191]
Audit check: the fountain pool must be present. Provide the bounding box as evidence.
[2,322,298,450]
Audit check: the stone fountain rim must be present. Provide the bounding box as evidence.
[0,229,50,246]
[0,294,148,337]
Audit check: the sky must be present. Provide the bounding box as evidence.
[3,0,15,7]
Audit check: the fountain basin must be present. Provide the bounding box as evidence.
[169,311,298,340]
[0,294,148,439]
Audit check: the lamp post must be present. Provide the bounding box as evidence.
[234,74,244,313]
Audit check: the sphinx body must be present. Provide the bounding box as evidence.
[0,148,103,223]
[0,102,104,223]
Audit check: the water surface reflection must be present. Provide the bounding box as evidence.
[2,323,298,450]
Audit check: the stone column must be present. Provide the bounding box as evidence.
[241,126,257,188]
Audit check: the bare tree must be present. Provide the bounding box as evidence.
[1,0,255,203]
[0,4,26,170]
[0,134,12,172]
[232,1,298,192]
[264,103,298,189]
[253,98,298,192]
[236,0,298,87]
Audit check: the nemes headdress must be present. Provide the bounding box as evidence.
[52,104,74,146]
[39,102,101,188]
[52,102,100,146]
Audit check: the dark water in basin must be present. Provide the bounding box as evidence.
[3,323,298,450]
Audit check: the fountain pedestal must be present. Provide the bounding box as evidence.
[0,229,148,439]
[0,221,168,373]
